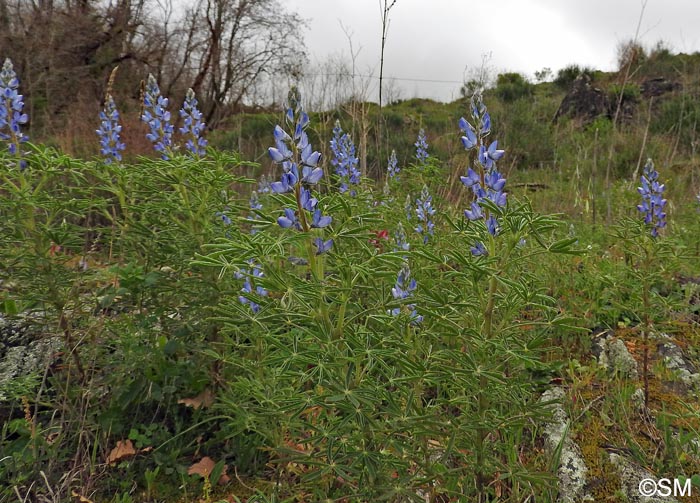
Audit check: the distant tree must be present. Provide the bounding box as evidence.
[616,39,647,73]
[534,67,552,83]
[494,72,532,102]
[180,0,306,127]
[0,0,306,137]
[554,64,595,90]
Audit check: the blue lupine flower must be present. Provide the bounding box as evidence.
[389,263,423,324]
[248,191,262,235]
[636,158,667,238]
[258,175,271,193]
[277,208,300,229]
[141,74,174,159]
[179,88,207,157]
[387,150,400,179]
[459,93,507,248]
[330,120,361,195]
[405,194,412,221]
[215,210,232,226]
[0,58,29,163]
[96,94,126,164]
[415,185,436,244]
[470,242,487,256]
[310,209,332,228]
[486,215,499,236]
[269,92,333,241]
[479,141,505,170]
[314,237,333,255]
[394,222,410,253]
[415,128,429,164]
[299,187,318,212]
[236,261,268,313]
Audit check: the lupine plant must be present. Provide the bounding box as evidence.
[415,127,428,165]
[415,184,435,243]
[141,74,174,159]
[0,58,29,168]
[96,94,126,164]
[179,88,208,157]
[330,120,361,195]
[387,148,399,179]
[613,158,673,406]
[269,92,332,263]
[388,262,422,324]
[413,91,579,498]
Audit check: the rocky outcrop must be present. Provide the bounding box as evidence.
[0,314,61,401]
[640,77,681,98]
[554,74,609,124]
[540,387,594,503]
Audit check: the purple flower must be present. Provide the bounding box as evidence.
[470,242,487,256]
[459,118,477,150]
[389,264,423,324]
[330,120,361,195]
[415,128,429,164]
[636,159,667,238]
[415,185,436,244]
[0,58,29,164]
[479,141,505,170]
[237,261,268,313]
[96,94,125,164]
[458,93,508,236]
[314,237,333,255]
[179,88,207,157]
[310,209,332,228]
[387,150,400,179]
[277,208,300,229]
[141,74,173,160]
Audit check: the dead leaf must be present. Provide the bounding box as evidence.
[188,456,231,485]
[106,439,136,465]
[188,456,216,478]
[178,389,214,409]
[71,491,94,503]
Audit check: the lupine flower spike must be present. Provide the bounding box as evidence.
[637,159,667,238]
[415,128,428,165]
[141,74,174,160]
[258,175,271,194]
[0,58,29,167]
[387,149,399,179]
[248,191,263,234]
[459,93,507,250]
[330,121,361,196]
[389,263,423,324]
[268,88,332,254]
[96,94,126,164]
[235,261,268,313]
[394,222,410,253]
[415,185,436,244]
[179,88,207,157]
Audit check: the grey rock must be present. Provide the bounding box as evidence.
[0,314,62,402]
[657,333,700,390]
[609,453,680,503]
[592,331,638,379]
[540,387,594,503]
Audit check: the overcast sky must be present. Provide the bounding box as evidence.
[285,0,700,102]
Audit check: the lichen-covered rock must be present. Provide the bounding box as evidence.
[0,314,61,402]
[540,387,594,503]
[592,331,638,379]
[609,453,680,503]
[656,333,700,391]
